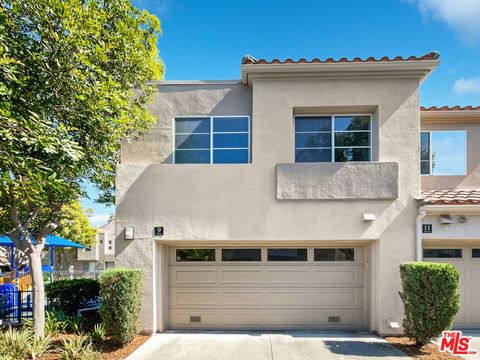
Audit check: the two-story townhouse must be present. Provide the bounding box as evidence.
[77,220,116,270]
[115,52,478,335]
[418,106,480,329]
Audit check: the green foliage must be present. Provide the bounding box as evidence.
[45,310,69,334]
[0,0,162,335]
[99,268,143,344]
[67,315,83,335]
[61,334,99,360]
[54,202,97,247]
[46,279,99,316]
[89,323,106,349]
[399,262,460,345]
[0,327,52,360]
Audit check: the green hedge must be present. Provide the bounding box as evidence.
[399,262,460,345]
[45,278,99,315]
[99,268,143,345]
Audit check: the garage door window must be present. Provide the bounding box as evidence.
[423,249,462,258]
[472,249,480,258]
[314,248,354,261]
[222,249,261,261]
[267,248,307,261]
[176,249,215,262]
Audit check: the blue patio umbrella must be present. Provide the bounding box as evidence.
[0,234,88,282]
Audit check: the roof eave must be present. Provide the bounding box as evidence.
[241,60,440,85]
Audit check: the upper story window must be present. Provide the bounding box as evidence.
[174,116,250,164]
[420,131,466,175]
[295,115,371,163]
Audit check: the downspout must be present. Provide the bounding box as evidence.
[416,208,427,261]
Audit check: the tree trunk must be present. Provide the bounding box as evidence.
[29,248,45,338]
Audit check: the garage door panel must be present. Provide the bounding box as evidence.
[464,288,480,307]
[265,290,310,307]
[312,309,363,328]
[312,288,364,308]
[266,311,309,327]
[220,269,262,284]
[266,269,309,285]
[220,312,263,327]
[170,289,216,306]
[170,268,217,285]
[171,311,217,327]
[220,290,263,306]
[313,268,363,287]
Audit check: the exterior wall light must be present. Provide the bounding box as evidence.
[362,213,376,222]
[439,215,455,224]
[125,227,134,240]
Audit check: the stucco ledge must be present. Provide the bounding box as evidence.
[277,162,399,200]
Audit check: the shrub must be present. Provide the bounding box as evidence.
[0,327,52,360]
[61,334,99,360]
[89,323,106,349]
[45,310,69,334]
[46,279,99,316]
[399,262,460,345]
[99,268,143,345]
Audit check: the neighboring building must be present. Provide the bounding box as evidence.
[77,220,116,270]
[115,52,480,335]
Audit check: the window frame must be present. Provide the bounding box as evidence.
[420,130,467,176]
[175,248,216,262]
[221,248,262,262]
[313,248,355,262]
[173,115,251,164]
[294,114,372,163]
[267,248,308,262]
[422,248,463,259]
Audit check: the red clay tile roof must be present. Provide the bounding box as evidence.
[241,52,440,65]
[421,190,480,205]
[421,105,480,111]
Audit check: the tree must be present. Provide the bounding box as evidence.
[0,0,163,336]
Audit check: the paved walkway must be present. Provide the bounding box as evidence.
[126,331,409,360]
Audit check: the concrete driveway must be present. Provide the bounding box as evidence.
[126,331,408,360]
[458,331,480,360]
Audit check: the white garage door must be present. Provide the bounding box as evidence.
[423,246,480,329]
[167,246,365,330]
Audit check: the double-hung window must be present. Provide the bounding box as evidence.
[295,115,371,162]
[174,116,250,164]
[420,131,466,175]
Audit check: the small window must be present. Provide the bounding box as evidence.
[108,246,112,251]
[472,249,480,258]
[267,248,307,261]
[423,249,462,258]
[176,249,215,262]
[420,131,466,175]
[295,115,371,163]
[222,249,261,261]
[314,248,354,261]
[174,116,250,164]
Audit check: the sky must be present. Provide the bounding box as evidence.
[82,0,480,226]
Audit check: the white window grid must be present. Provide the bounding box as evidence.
[173,116,251,164]
[420,130,467,176]
[294,114,372,162]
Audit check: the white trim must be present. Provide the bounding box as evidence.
[294,114,372,163]
[420,130,467,176]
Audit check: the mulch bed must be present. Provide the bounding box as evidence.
[100,335,150,360]
[38,334,149,360]
[385,336,464,360]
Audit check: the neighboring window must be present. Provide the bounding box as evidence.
[98,233,105,245]
[83,262,90,271]
[420,131,466,175]
[267,248,307,261]
[423,249,462,258]
[472,249,480,258]
[295,115,371,163]
[174,116,250,164]
[108,246,112,251]
[222,249,261,261]
[314,248,354,261]
[176,249,215,262]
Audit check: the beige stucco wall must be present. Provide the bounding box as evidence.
[115,77,421,335]
[421,119,480,190]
